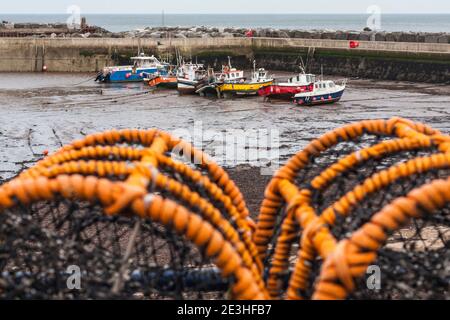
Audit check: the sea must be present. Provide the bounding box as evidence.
[1,14,449,33]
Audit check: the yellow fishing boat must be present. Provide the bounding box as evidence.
[218,66,273,96]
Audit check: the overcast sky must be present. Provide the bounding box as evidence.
[0,0,449,14]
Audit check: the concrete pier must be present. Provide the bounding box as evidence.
[0,37,449,82]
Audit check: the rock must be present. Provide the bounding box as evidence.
[358,32,369,41]
[334,31,347,40]
[50,33,57,39]
[385,32,397,42]
[398,32,417,42]
[416,33,426,42]
[437,34,449,43]
[347,32,360,40]
[293,30,312,39]
[424,33,440,43]
[321,32,335,39]
[174,33,186,39]
[310,31,322,39]
[363,27,372,32]
[374,32,386,41]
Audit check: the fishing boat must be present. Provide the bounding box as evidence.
[218,62,273,96]
[147,74,178,89]
[144,65,178,89]
[195,63,245,96]
[258,72,316,100]
[177,63,208,94]
[293,79,347,106]
[95,53,169,83]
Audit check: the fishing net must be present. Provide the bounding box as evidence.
[1,117,449,300]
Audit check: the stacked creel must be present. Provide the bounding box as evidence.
[256,117,450,300]
[0,117,449,299]
[0,129,267,299]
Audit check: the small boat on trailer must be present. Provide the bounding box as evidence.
[258,72,316,100]
[293,79,347,106]
[95,53,169,83]
[177,63,208,94]
[218,63,273,96]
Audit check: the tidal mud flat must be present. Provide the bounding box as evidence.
[0,72,449,213]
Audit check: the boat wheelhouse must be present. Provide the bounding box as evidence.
[95,53,169,83]
[196,61,246,96]
[258,73,316,100]
[293,79,346,106]
[177,63,208,94]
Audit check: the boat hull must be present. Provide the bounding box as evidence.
[258,84,313,100]
[177,78,208,94]
[148,75,177,89]
[219,81,273,95]
[294,88,345,106]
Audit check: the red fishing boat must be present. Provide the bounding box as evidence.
[258,72,315,100]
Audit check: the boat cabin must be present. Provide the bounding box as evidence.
[220,68,245,82]
[251,68,271,83]
[288,73,316,85]
[130,53,163,68]
[312,80,337,92]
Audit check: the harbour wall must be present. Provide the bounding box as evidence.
[0,37,449,83]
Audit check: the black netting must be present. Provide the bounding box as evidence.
[0,198,228,300]
[349,206,450,300]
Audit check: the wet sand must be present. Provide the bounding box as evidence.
[0,72,449,206]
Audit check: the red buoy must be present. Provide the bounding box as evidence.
[349,41,360,49]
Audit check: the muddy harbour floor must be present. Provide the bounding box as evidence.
[0,72,449,215]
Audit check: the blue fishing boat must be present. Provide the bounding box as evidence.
[95,53,169,83]
[293,79,347,106]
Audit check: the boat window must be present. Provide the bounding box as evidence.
[315,84,318,89]
[329,82,335,88]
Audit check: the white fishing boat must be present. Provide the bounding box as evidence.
[177,63,207,94]
[293,79,347,106]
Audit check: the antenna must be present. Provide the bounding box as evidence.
[321,64,323,81]
[253,60,256,73]
[228,56,232,69]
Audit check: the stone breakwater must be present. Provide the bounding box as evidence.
[1,21,449,44]
[118,27,450,44]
